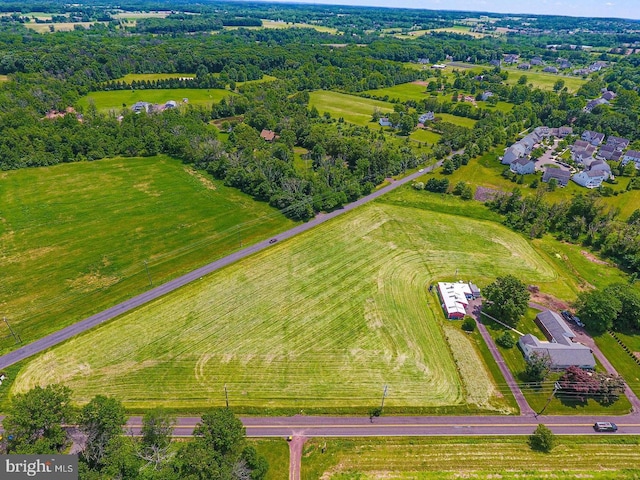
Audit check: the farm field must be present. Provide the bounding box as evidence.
[9,190,564,412]
[260,19,338,33]
[409,129,441,145]
[118,73,195,82]
[363,82,431,102]
[111,11,171,20]
[309,90,393,126]
[503,68,587,93]
[437,112,476,128]
[77,88,233,113]
[0,156,295,354]
[301,436,640,479]
[25,22,107,32]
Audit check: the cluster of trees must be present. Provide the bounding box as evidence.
[488,190,640,276]
[575,283,640,334]
[1,384,267,480]
[558,366,625,405]
[482,275,531,327]
[133,14,262,34]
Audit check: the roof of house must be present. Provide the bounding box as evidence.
[573,140,589,149]
[519,334,596,368]
[589,159,611,171]
[607,136,629,147]
[537,310,575,345]
[260,129,277,141]
[542,168,571,184]
[624,150,640,159]
[514,157,533,166]
[583,130,605,141]
[438,282,471,317]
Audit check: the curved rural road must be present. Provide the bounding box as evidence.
[0,162,441,370]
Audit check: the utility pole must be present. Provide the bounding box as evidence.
[3,317,21,344]
[380,384,388,412]
[536,381,560,417]
[224,384,229,409]
[143,260,153,287]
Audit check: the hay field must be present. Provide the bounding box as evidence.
[25,22,107,33]
[309,91,393,126]
[13,194,558,411]
[503,69,586,93]
[77,88,233,113]
[301,436,640,479]
[0,156,295,354]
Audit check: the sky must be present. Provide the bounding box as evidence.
[252,0,640,20]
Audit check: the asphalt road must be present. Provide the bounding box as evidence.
[122,415,640,438]
[0,163,441,370]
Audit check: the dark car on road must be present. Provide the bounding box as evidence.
[593,422,618,432]
[269,238,278,244]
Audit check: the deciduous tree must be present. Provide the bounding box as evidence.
[483,275,530,327]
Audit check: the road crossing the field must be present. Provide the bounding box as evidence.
[0,162,443,370]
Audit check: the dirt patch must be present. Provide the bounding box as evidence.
[634,352,640,361]
[184,166,216,190]
[411,80,429,86]
[580,250,610,265]
[474,186,502,202]
[529,290,570,312]
[67,272,120,293]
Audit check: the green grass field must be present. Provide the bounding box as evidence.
[437,113,476,128]
[0,156,295,354]
[251,439,289,480]
[363,83,431,103]
[78,88,233,113]
[25,22,107,33]
[11,188,564,412]
[409,129,441,145]
[301,436,640,479]
[503,69,587,93]
[119,73,195,82]
[309,91,393,126]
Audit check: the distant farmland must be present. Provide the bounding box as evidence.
[13,190,560,412]
[309,91,393,126]
[78,88,233,113]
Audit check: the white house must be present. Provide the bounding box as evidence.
[379,117,393,127]
[572,169,608,188]
[502,143,527,165]
[622,150,640,169]
[581,130,605,145]
[436,282,474,320]
[510,157,536,175]
[418,112,435,123]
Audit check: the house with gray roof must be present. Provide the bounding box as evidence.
[622,150,640,169]
[582,130,605,146]
[606,136,630,151]
[518,311,596,370]
[543,66,558,73]
[502,143,527,165]
[510,157,536,175]
[558,126,573,137]
[542,168,571,186]
[572,169,608,188]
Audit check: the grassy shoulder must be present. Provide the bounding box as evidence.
[301,436,640,479]
[250,439,289,480]
[0,155,296,355]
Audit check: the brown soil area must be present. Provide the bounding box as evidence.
[411,80,429,86]
[530,291,570,311]
[474,186,502,202]
[580,250,610,265]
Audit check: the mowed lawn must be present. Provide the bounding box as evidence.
[13,193,559,411]
[503,69,586,93]
[0,156,295,354]
[309,91,393,126]
[363,82,431,103]
[301,436,640,479]
[78,88,233,113]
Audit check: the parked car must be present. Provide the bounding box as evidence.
[593,422,618,432]
[560,310,573,322]
[269,238,278,244]
[573,316,585,327]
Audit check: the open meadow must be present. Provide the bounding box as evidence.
[301,436,640,479]
[0,156,295,354]
[77,88,233,113]
[11,189,564,412]
[309,91,393,126]
[503,68,587,93]
[25,22,107,33]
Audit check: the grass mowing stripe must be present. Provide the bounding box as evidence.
[14,195,562,412]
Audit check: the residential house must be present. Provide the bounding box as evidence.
[622,150,640,169]
[510,157,536,175]
[530,56,544,65]
[379,117,393,127]
[601,90,616,101]
[558,60,572,69]
[585,98,609,112]
[572,144,597,164]
[132,101,152,113]
[518,63,531,70]
[558,126,573,137]
[481,91,494,101]
[572,169,608,188]
[590,61,608,72]
[606,136,630,151]
[588,159,612,177]
[503,54,519,64]
[542,168,571,186]
[572,139,590,150]
[543,66,559,73]
[596,144,621,161]
[518,310,596,370]
[437,282,473,320]
[489,59,501,67]
[165,100,177,109]
[534,126,551,137]
[502,143,527,165]
[431,64,447,69]
[581,130,605,146]
[419,112,435,123]
[573,68,590,76]
[417,57,430,64]
[260,129,278,142]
